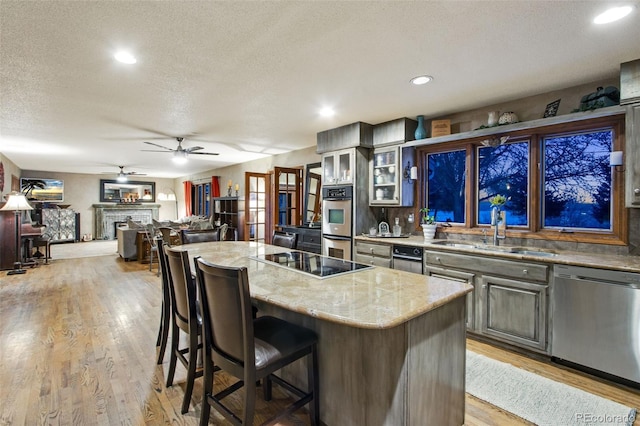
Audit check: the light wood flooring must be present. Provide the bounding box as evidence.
[1,253,638,425]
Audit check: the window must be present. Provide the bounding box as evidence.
[477,141,529,227]
[542,129,613,231]
[425,149,466,223]
[417,115,625,243]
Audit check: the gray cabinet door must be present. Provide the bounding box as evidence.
[425,265,477,331]
[479,275,548,351]
[625,103,640,207]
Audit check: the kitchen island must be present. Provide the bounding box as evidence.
[176,241,473,425]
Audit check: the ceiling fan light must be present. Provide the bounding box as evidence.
[116,174,128,182]
[172,151,188,164]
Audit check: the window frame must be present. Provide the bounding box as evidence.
[416,115,627,246]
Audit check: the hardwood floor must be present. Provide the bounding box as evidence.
[1,254,638,425]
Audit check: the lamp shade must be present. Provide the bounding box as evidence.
[1,192,33,211]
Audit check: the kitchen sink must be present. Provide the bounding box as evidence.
[430,241,558,257]
[430,241,477,249]
[506,248,557,257]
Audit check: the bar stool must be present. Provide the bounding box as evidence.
[195,258,319,425]
[164,246,203,414]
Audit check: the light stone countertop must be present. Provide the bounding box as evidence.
[172,241,473,329]
[355,235,640,273]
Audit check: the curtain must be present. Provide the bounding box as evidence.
[183,181,193,217]
[211,176,220,197]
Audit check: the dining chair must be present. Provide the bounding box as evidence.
[155,241,171,365]
[272,231,297,249]
[143,226,159,276]
[164,245,204,414]
[195,258,319,426]
[159,226,181,246]
[218,223,228,241]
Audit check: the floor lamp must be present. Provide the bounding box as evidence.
[1,192,34,275]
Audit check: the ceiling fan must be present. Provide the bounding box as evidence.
[142,137,219,163]
[102,166,146,182]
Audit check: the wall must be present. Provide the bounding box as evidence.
[19,170,176,238]
[172,145,321,217]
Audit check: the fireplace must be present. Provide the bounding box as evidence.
[93,203,160,240]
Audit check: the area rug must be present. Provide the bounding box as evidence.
[50,240,118,260]
[466,351,637,426]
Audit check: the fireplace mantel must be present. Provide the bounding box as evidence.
[93,203,160,240]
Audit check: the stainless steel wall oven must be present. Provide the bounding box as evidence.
[322,186,353,260]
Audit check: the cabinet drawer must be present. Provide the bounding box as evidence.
[300,232,321,245]
[355,241,391,257]
[355,253,391,268]
[424,250,548,282]
[298,242,321,254]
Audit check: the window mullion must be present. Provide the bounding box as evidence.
[530,134,541,232]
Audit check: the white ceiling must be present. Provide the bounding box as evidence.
[1,1,639,179]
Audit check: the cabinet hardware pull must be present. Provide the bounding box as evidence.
[522,269,528,274]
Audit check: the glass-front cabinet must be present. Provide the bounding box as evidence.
[369,145,415,206]
[322,148,354,186]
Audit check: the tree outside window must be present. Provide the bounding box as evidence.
[477,142,529,226]
[542,129,613,231]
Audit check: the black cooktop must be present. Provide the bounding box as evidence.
[253,251,372,279]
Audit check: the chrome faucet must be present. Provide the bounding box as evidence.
[492,210,506,246]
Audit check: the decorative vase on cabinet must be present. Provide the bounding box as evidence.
[415,115,427,140]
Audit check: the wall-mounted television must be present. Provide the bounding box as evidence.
[20,178,64,202]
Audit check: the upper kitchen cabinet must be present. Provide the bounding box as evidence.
[369,145,415,206]
[621,59,640,207]
[322,148,354,186]
[624,103,640,207]
[372,118,417,147]
[316,121,373,154]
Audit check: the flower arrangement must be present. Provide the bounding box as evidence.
[419,207,436,225]
[489,194,508,208]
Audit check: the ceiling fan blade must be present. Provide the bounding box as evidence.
[185,146,204,152]
[141,149,173,153]
[190,152,219,156]
[143,141,174,151]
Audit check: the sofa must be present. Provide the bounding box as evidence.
[117,226,141,260]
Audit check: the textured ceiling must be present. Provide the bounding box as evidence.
[1,1,639,178]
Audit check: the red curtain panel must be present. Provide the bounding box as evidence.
[183,181,193,217]
[211,176,220,197]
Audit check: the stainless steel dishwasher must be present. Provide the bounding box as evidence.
[552,264,640,385]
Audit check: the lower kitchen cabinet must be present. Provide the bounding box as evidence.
[424,265,477,331]
[354,240,391,268]
[424,249,549,353]
[479,275,547,352]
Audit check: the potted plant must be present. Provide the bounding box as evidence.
[419,207,437,240]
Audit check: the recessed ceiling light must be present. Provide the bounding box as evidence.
[594,6,633,24]
[114,51,137,64]
[319,107,335,117]
[411,75,433,85]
